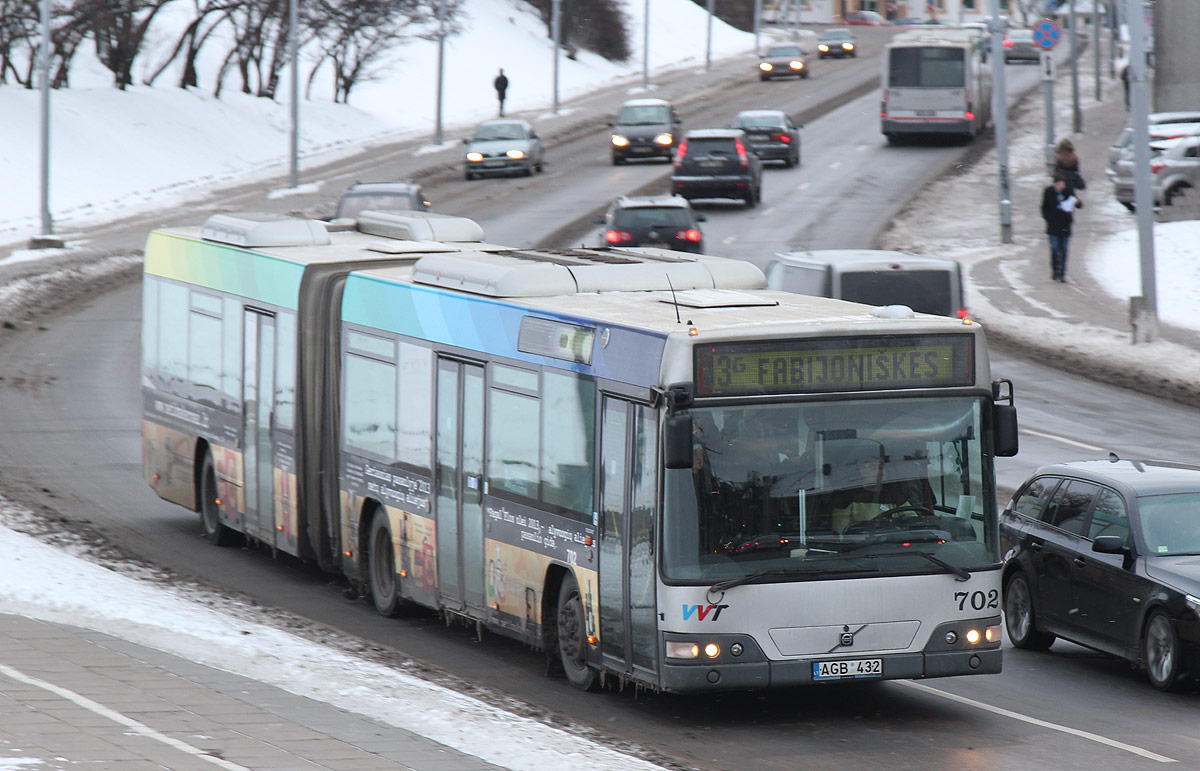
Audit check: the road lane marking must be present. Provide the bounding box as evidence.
[829,161,842,169]
[899,681,1176,762]
[0,662,253,770]
[1020,427,1105,452]
[760,207,776,217]
[797,182,811,191]
[722,235,738,245]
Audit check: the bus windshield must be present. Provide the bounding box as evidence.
[889,46,966,88]
[662,396,996,583]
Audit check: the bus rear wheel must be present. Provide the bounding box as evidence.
[368,507,403,617]
[199,452,234,546]
[557,572,599,691]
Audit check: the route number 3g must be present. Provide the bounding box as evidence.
[954,590,999,611]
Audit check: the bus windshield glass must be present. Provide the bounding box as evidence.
[662,396,996,582]
[889,46,965,88]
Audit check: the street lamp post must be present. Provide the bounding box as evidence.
[37,0,53,239]
[434,0,446,145]
[705,0,714,71]
[643,0,651,89]
[989,6,1012,244]
[552,0,562,113]
[288,0,299,188]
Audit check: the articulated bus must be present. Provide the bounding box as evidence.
[142,210,1019,693]
[881,27,993,143]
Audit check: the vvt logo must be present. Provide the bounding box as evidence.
[682,603,729,621]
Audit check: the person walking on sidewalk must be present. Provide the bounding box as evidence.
[1041,171,1083,283]
[493,69,509,117]
[1053,138,1086,191]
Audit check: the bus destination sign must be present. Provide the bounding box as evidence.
[695,335,974,395]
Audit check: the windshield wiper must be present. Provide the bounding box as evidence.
[709,565,879,593]
[860,550,972,582]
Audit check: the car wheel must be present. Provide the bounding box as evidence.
[1004,572,1055,650]
[523,164,533,177]
[744,188,758,208]
[1164,183,1188,206]
[760,74,769,81]
[1143,610,1185,691]
[464,169,474,181]
[801,70,810,79]
[1121,200,1136,212]
[612,154,624,166]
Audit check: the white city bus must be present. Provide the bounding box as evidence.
[881,27,993,143]
[142,211,1018,693]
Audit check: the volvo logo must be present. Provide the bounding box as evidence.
[840,627,856,647]
[829,624,867,653]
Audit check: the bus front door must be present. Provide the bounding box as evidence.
[434,359,486,614]
[241,310,276,545]
[598,397,659,682]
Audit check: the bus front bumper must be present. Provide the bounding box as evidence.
[658,617,1002,693]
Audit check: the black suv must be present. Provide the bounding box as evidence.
[670,129,763,207]
[593,195,706,253]
[1001,459,1200,691]
[609,98,681,165]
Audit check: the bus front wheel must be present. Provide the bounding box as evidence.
[199,452,234,546]
[557,573,599,691]
[368,507,403,618]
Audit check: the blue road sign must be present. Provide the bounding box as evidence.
[1032,19,1061,50]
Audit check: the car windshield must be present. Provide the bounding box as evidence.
[838,269,955,316]
[337,192,415,219]
[474,123,527,141]
[617,105,670,125]
[766,46,802,57]
[1009,30,1034,41]
[1139,493,1200,555]
[824,30,852,40]
[685,138,738,156]
[662,396,997,583]
[612,207,692,230]
[737,115,784,128]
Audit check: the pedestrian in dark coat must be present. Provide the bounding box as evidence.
[493,69,509,117]
[1041,172,1083,283]
[1053,138,1086,190]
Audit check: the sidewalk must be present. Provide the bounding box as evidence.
[880,49,1200,406]
[0,613,504,771]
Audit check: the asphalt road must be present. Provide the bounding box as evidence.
[0,28,1198,771]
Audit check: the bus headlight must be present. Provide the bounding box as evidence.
[965,628,981,644]
[611,134,629,147]
[703,643,721,658]
[666,641,700,659]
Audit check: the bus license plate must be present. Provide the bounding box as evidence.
[916,109,936,117]
[813,659,882,680]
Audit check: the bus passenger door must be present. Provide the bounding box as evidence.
[598,397,659,681]
[242,310,276,544]
[435,359,486,613]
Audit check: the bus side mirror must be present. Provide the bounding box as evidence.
[664,414,694,469]
[993,403,1019,457]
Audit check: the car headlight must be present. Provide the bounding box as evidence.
[759,62,773,71]
[654,133,674,145]
[506,149,525,159]
[790,60,803,69]
[843,42,855,50]
[611,134,629,147]
[465,152,483,162]
[818,44,829,51]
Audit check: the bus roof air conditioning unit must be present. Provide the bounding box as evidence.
[201,212,331,247]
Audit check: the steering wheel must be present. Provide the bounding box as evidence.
[871,504,936,522]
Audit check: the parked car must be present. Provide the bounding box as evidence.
[609,98,681,165]
[333,181,430,220]
[765,250,966,318]
[463,119,544,179]
[1107,115,1200,175]
[1000,459,1200,691]
[1111,135,1200,209]
[731,109,802,167]
[592,195,706,253]
[817,28,857,58]
[842,10,890,25]
[1003,28,1040,63]
[670,129,763,207]
[758,44,810,80]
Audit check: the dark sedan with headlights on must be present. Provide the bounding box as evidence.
[758,44,809,81]
[1001,459,1200,691]
[731,109,801,167]
[817,28,857,58]
[463,118,544,180]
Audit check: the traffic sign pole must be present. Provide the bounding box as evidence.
[1033,19,1061,167]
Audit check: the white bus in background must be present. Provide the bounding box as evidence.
[881,28,993,143]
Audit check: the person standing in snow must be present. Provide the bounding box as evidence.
[494,69,509,117]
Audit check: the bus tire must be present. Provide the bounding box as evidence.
[368,507,403,618]
[1004,572,1054,650]
[556,572,599,691]
[199,452,234,546]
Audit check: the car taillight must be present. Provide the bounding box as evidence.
[674,139,688,169]
[735,138,749,168]
[772,133,791,142]
[1003,39,1014,47]
[675,229,703,242]
[1151,162,1164,174]
[605,230,632,244]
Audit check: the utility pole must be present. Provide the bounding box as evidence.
[35,0,55,244]
[288,0,299,187]
[1093,0,1101,101]
[434,0,446,145]
[705,0,715,71]
[1069,0,1081,132]
[552,0,562,113]
[753,0,762,56]
[1127,0,1157,343]
[989,5,1011,244]
[643,0,651,89]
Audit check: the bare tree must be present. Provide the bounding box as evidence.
[0,0,41,85]
[143,0,236,87]
[76,0,177,89]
